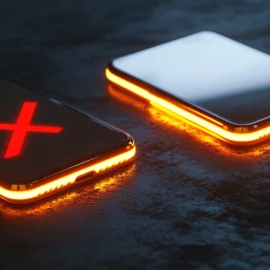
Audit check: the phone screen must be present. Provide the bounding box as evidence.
[0,80,128,184]
[113,32,270,124]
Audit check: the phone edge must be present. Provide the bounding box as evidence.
[106,61,270,145]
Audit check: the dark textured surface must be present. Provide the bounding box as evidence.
[1,1,270,269]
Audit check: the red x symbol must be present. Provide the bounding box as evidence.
[0,101,63,159]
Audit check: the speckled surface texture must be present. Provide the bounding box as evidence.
[1,1,270,269]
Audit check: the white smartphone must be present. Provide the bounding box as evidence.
[106,31,270,145]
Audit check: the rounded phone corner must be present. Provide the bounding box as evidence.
[222,115,270,131]
[107,59,117,70]
[125,133,135,151]
[108,56,129,72]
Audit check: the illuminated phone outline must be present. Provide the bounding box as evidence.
[0,83,136,203]
[0,139,135,203]
[106,65,270,145]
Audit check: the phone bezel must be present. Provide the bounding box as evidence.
[106,61,270,145]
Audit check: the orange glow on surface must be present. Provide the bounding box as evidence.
[1,164,136,217]
[109,84,270,160]
[0,102,62,158]
[0,146,136,203]
[94,177,118,192]
[106,68,270,144]
[93,163,136,193]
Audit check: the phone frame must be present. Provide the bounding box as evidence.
[0,81,136,204]
[106,61,270,145]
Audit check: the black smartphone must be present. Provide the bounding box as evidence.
[106,31,270,145]
[0,79,135,203]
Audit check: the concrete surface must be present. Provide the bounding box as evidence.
[0,0,270,269]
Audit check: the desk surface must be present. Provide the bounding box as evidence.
[0,1,270,269]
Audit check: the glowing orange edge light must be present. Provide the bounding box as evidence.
[0,146,136,202]
[106,68,270,143]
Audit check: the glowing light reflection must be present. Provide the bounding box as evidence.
[0,146,136,203]
[106,68,270,144]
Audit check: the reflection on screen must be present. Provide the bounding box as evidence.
[114,32,270,124]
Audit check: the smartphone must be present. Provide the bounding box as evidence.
[0,79,135,203]
[106,31,270,145]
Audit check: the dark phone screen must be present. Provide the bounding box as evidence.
[0,80,127,184]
